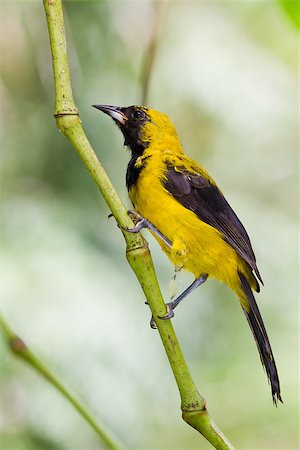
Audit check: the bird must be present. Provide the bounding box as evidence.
[93,103,282,405]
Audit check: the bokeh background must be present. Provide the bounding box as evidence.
[0,1,298,449]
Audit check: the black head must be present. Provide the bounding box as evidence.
[93,104,150,155]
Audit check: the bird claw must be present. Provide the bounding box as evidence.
[124,219,146,233]
[158,303,175,320]
[128,210,141,220]
[145,301,157,329]
[150,315,157,329]
[124,211,148,233]
[125,210,172,248]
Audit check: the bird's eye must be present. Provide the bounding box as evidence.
[131,110,146,120]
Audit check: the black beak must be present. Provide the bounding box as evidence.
[92,104,127,125]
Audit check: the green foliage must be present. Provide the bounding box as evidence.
[279,0,300,30]
[0,430,62,450]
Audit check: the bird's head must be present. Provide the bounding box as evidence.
[93,104,183,156]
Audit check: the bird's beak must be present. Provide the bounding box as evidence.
[92,104,128,125]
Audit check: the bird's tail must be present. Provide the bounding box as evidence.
[238,271,282,405]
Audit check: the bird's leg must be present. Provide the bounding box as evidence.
[158,274,208,320]
[124,210,172,248]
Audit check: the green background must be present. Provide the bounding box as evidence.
[0,1,298,449]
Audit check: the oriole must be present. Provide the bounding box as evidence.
[93,104,282,404]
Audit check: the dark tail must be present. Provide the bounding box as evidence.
[238,272,282,405]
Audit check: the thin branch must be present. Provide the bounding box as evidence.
[0,313,123,450]
[140,0,163,105]
[41,1,235,449]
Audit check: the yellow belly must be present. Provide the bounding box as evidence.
[128,150,258,306]
[129,170,250,296]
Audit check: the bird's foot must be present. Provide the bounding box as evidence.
[145,301,158,329]
[149,306,174,328]
[124,210,172,248]
[158,302,175,320]
[150,315,157,329]
[124,211,147,233]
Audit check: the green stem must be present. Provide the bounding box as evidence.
[0,313,123,450]
[42,1,235,448]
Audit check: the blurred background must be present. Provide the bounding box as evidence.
[0,1,298,449]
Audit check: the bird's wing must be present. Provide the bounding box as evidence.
[163,163,263,286]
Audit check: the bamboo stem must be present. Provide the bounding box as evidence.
[41,1,235,448]
[0,313,123,450]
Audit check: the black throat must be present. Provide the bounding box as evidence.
[126,152,144,191]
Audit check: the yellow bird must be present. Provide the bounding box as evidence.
[93,104,282,404]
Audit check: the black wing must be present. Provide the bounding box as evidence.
[163,164,263,286]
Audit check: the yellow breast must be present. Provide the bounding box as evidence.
[128,151,247,293]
